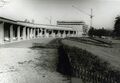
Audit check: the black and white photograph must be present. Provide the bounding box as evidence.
[0,0,120,83]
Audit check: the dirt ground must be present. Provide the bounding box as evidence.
[0,38,70,83]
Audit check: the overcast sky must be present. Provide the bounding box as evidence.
[0,0,120,29]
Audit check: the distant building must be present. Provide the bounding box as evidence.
[57,21,88,37]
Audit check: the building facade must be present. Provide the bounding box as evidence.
[0,17,77,44]
[57,21,88,37]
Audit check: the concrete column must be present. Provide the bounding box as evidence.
[68,31,70,37]
[23,27,26,40]
[57,30,61,37]
[10,25,13,42]
[33,28,36,38]
[31,29,33,38]
[46,29,49,37]
[62,31,66,38]
[0,22,4,44]
[27,28,30,39]
[41,28,44,37]
[32,28,34,38]
[32,28,34,39]
[60,31,62,37]
[17,26,21,41]
[39,28,42,37]
[53,30,56,37]
[59,31,62,37]
[51,30,53,37]
[64,31,67,37]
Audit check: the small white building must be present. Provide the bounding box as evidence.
[57,21,88,37]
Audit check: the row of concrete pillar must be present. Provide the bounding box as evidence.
[0,22,77,44]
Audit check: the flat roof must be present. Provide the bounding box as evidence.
[17,22,73,31]
[57,21,85,25]
[0,17,74,31]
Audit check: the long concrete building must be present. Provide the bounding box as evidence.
[0,17,77,44]
[57,21,88,37]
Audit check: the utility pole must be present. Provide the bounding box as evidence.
[46,16,52,25]
[72,5,94,28]
[90,8,94,28]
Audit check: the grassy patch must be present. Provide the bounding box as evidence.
[59,42,120,83]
